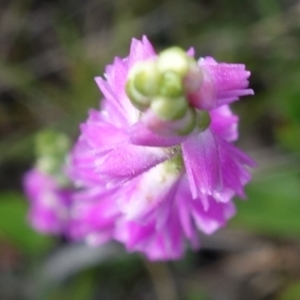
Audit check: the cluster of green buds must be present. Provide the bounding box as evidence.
[35,130,71,186]
[126,47,211,135]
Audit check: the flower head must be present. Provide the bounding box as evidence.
[23,130,72,235]
[67,36,255,260]
[23,168,71,234]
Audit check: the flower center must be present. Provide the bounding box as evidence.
[126,47,211,137]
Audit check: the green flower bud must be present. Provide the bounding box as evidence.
[151,96,188,120]
[35,130,71,186]
[196,110,211,131]
[36,130,70,158]
[176,108,197,135]
[36,156,60,176]
[157,47,190,78]
[159,71,184,98]
[130,60,161,96]
[125,78,151,111]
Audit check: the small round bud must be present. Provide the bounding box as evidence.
[159,71,184,98]
[36,130,70,158]
[196,110,211,131]
[151,96,188,120]
[37,156,60,175]
[126,78,151,111]
[176,108,197,135]
[34,130,71,186]
[157,47,190,77]
[130,60,161,96]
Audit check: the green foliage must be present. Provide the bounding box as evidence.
[185,292,208,300]
[0,192,53,256]
[46,270,95,300]
[234,164,300,236]
[278,281,300,300]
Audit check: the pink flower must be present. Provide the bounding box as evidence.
[23,169,71,234]
[188,57,254,110]
[67,36,255,260]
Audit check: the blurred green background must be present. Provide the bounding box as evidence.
[1,0,300,299]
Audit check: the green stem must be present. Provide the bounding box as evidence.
[144,259,180,300]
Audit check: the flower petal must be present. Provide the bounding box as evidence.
[128,36,156,68]
[69,187,119,245]
[210,105,239,142]
[116,162,182,221]
[182,129,222,206]
[188,57,253,110]
[95,144,172,181]
[129,120,189,147]
[23,169,71,234]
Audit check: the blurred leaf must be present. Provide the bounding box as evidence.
[185,292,208,300]
[0,131,34,163]
[278,281,300,300]
[234,166,300,236]
[271,64,300,153]
[0,192,53,255]
[35,244,136,300]
[276,121,300,154]
[47,270,95,300]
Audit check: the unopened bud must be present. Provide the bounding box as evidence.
[159,71,184,98]
[196,110,211,131]
[126,78,151,110]
[130,60,161,96]
[157,47,190,77]
[35,130,71,186]
[175,108,197,135]
[151,96,188,120]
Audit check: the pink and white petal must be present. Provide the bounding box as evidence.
[175,178,194,239]
[200,61,251,90]
[114,219,154,251]
[182,129,222,205]
[116,218,185,261]
[80,120,127,151]
[217,137,255,198]
[129,120,189,147]
[128,36,156,69]
[117,164,182,221]
[188,57,253,110]
[188,68,217,110]
[24,169,70,234]
[95,144,172,180]
[104,57,128,96]
[187,47,195,57]
[210,105,239,142]
[68,136,105,186]
[69,187,119,244]
[191,196,236,235]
